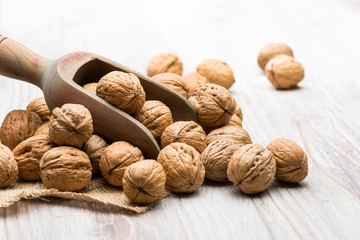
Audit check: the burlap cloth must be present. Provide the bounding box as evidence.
[0,178,169,213]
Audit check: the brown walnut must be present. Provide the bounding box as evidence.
[96,71,146,114]
[157,142,205,193]
[196,59,235,89]
[26,97,52,122]
[0,110,42,150]
[99,141,144,187]
[34,122,50,136]
[266,138,308,183]
[39,146,92,191]
[147,53,183,77]
[234,102,243,121]
[183,72,207,97]
[49,104,93,148]
[227,144,276,194]
[205,125,252,145]
[122,160,166,204]
[152,73,189,98]
[83,82,98,95]
[257,43,293,70]
[83,135,108,175]
[0,143,18,188]
[228,114,242,127]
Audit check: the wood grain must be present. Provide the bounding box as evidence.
[1,0,360,239]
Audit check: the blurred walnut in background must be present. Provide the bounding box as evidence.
[196,59,235,89]
[257,43,293,70]
[147,53,183,77]
[152,73,189,98]
[26,97,52,123]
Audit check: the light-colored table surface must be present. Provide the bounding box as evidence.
[1,0,360,239]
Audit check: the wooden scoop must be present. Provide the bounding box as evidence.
[0,35,198,159]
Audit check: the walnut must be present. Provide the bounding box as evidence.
[201,139,244,182]
[96,71,146,114]
[265,55,305,89]
[189,83,236,128]
[257,43,293,70]
[266,138,308,183]
[122,160,166,204]
[228,114,242,127]
[147,53,183,77]
[205,125,252,145]
[135,100,173,138]
[161,121,206,153]
[13,135,56,181]
[157,142,205,193]
[83,82,98,94]
[196,59,235,89]
[99,141,144,187]
[0,110,42,150]
[0,143,18,188]
[39,147,92,191]
[183,72,207,96]
[227,144,276,194]
[49,104,93,148]
[152,73,189,98]
[26,97,52,122]
[83,135,108,175]
[34,122,50,136]
[234,102,243,121]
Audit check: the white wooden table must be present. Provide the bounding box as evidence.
[1,0,360,239]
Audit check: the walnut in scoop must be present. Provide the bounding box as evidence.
[152,73,189,98]
[0,110,42,150]
[122,160,166,204]
[183,72,207,96]
[83,82,98,95]
[99,141,144,187]
[196,59,235,89]
[0,144,18,188]
[189,83,236,128]
[39,147,92,191]
[34,122,50,136]
[227,144,276,194]
[13,135,56,181]
[96,71,146,114]
[26,97,52,122]
[205,125,252,145]
[157,143,205,193]
[147,53,183,77]
[257,43,293,70]
[83,135,108,175]
[266,138,308,183]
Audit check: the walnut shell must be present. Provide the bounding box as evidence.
[83,135,108,175]
[49,104,93,148]
[96,71,146,114]
[34,122,50,136]
[196,59,235,89]
[26,97,52,123]
[206,125,252,145]
[228,114,242,127]
[161,121,206,153]
[39,146,92,191]
[13,135,56,181]
[189,83,236,128]
[183,72,207,97]
[122,160,166,204]
[135,100,173,138]
[266,138,308,183]
[99,141,144,187]
[0,144,18,188]
[152,73,189,98]
[257,43,294,70]
[227,144,276,194]
[0,110,42,150]
[83,82,98,94]
[157,142,205,193]
[201,139,244,182]
[147,53,183,77]
[234,102,243,121]
[265,55,305,89]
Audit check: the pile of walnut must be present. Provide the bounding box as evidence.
[0,50,308,206]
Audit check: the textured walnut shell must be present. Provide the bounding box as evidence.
[152,73,189,98]
[183,72,207,97]
[161,121,206,153]
[26,97,52,123]
[227,144,276,194]
[49,104,93,148]
[147,53,183,77]
[196,59,235,89]
[265,55,305,89]
[83,135,108,175]
[83,82,98,94]
[0,110,42,150]
[206,125,252,145]
[135,100,173,138]
[201,139,244,182]
[34,122,50,136]
[39,147,92,191]
[96,71,146,114]
[189,83,236,128]
[99,141,144,187]
[157,143,205,193]
[13,135,56,181]
[257,43,293,70]
[234,102,243,121]
[266,138,308,183]
[0,144,18,188]
[122,160,166,204]
[228,114,243,127]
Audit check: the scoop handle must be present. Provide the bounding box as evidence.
[0,35,51,88]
